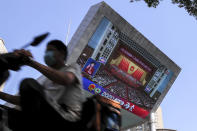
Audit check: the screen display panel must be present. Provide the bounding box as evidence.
[76,17,174,118]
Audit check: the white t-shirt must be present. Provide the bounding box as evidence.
[37,63,85,122]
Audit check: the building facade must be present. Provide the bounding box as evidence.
[0,39,8,91]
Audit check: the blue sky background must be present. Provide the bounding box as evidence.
[0,0,197,130]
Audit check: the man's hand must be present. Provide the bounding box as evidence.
[13,49,33,65]
[13,49,33,58]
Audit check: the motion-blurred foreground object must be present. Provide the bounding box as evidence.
[0,35,50,130]
[20,32,49,49]
[96,95,121,131]
[80,94,121,131]
[0,32,49,72]
[67,1,181,129]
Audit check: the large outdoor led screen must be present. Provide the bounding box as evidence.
[76,17,174,119]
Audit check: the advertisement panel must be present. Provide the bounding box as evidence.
[76,17,174,119]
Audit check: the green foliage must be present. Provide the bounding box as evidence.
[130,0,197,19]
[130,0,160,7]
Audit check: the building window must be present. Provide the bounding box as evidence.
[154,84,158,87]
[96,53,101,61]
[100,47,103,51]
[103,39,108,45]
[157,78,161,83]
[107,31,112,38]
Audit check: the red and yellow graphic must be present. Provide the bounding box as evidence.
[110,55,147,85]
[88,84,96,91]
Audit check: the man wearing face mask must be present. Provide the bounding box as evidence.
[0,40,84,131]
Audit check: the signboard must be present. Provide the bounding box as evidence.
[68,2,180,128]
[76,17,174,119]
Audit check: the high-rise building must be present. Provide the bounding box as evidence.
[0,39,7,54]
[0,39,8,91]
[124,106,163,131]
[154,107,164,129]
[67,1,181,128]
[124,106,177,131]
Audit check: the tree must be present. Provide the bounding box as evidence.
[130,0,197,19]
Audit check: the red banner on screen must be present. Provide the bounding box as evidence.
[119,47,152,72]
[101,91,149,118]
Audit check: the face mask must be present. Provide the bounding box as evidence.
[44,51,56,67]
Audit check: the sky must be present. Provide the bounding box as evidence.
[0,0,197,131]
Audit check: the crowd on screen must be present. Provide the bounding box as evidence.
[92,69,117,87]
[92,69,155,110]
[77,57,155,110]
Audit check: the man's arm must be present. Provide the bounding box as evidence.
[28,60,76,86]
[13,49,77,86]
[0,92,20,106]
